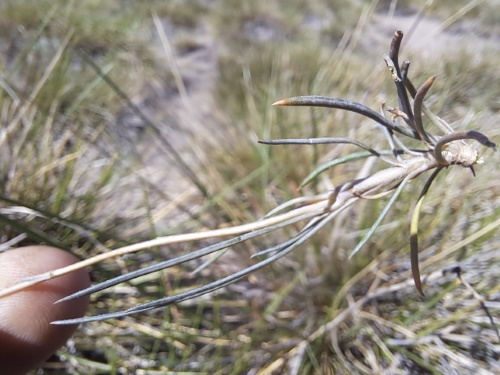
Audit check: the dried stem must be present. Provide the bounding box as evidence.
[388,30,415,125]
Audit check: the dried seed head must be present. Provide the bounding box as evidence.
[439,141,479,167]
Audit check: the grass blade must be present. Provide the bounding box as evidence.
[300,150,396,188]
[273,96,418,139]
[410,168,442,295]
[349,172,413,259]
[53,208,348,324]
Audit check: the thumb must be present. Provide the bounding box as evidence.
[0,245,90,374]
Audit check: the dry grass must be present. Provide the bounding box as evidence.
[0,0,499,374]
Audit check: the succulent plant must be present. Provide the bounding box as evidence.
[0,31,495,325]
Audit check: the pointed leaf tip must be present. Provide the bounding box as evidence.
[272,99,288,106]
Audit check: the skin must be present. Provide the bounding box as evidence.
[0,246,90,374]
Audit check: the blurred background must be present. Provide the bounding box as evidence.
[0,0,499,373]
